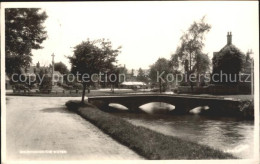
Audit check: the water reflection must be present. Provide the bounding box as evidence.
[110,102,254,159]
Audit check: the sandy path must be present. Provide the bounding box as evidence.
[5,96,143,161]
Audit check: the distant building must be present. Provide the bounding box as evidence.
[120,81,147,89]
[124,68,149,82]
[21,61,63,85]
[125,69,137,82]
[211,32,252,94]
[212,32,246,75]
[243,50,254,74]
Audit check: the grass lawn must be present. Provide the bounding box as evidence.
[65,100,237,160]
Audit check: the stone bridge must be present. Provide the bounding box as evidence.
[88,94,241,115]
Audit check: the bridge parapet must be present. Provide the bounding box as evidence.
[88,94,242,115]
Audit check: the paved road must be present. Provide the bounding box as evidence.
[5,96,143,161]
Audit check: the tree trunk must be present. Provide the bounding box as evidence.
[189,71,194,93]
[81,82,87,104]
[159,78,162,93]
[189,53,193,93]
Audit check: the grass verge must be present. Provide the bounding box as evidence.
[66,100,236,159]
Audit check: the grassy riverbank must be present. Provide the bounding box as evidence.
[65,100,237,160]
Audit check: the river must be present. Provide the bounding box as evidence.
[109,102,254,159]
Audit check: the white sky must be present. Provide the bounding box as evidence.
[3,2,259,70]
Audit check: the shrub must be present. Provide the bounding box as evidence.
[73,83,83,89]
[60,83,73,90]
[14,83,29,90]
[39,76,52,92]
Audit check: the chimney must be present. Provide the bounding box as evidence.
[227,32,232,45]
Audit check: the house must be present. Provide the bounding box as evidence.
[21,61,63,86]
[212,32,246,76]
[211,32,252,94]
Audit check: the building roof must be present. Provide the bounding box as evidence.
[21,66,51,74]
[214,32,245,57]
[218,44,243,55]
[121,81,146,86]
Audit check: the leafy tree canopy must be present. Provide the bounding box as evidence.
[212,45,245,75]
[171,16,211,74]
[149,58,172,92]
[137,68,149,83]
[69,38,121,79]
[54,62,69,75]
[5,8,48,75]
[68,38,121,102]
[149,58,172,83]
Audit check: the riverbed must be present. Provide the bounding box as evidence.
[109,102,254,159]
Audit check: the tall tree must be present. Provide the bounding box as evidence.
[68,39,121,103]
[171,16,211,91]
[149,58,172,93]
[54,62,69,75]
[117,65,128,83]
[5,8,48,76]
[136,68,148,83]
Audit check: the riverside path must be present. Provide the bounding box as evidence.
[4,96,143,161]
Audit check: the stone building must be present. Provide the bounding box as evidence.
[211,32,252,94]
[212,32,246,82]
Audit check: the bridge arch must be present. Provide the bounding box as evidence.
[189,106,210,114]
[116,99,176,112]
[108,103,129,110]
[139,102,175,114]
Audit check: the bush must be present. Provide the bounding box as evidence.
[172,87,179,94]
[60,83,73,90]
[13,83,29,90]
[72,83,83,89]
[65,100,82,112]
[39,76,52,92]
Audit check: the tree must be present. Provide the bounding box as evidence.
[136,68,148,83]
[107,66,120,93]
[68,39,121,103]
[5,8,48,76]
[54,62,69,75]
[212,45,245,84]
[37,68,52,92]
[149,58,172,93]
[117,65,128,83]
[171,16,211,90]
